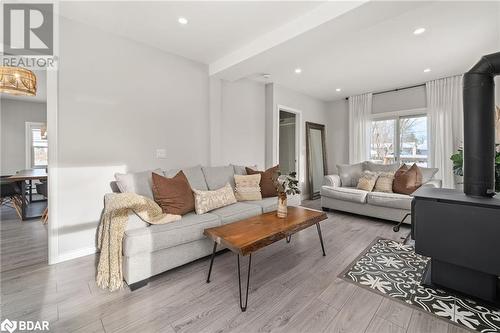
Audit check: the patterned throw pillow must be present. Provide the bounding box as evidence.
[356,171,379,192]
[193,183,237,214]
[373,172,395,193]
[234,174,262,201]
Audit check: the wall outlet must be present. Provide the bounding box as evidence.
[156,148,167,159]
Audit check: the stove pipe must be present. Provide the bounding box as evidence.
[463,51,500,197]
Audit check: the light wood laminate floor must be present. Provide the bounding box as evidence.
[0,200,469,333]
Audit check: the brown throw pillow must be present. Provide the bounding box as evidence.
[393,164,423,195]
[152,171,194,215]
[245,165,279,198]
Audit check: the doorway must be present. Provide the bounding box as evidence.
[279,110,297,175]
[0,69,49,270]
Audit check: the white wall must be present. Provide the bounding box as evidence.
[53,15,210,262]
[326,99,349,173]
[0,99,47,175]
[219,79,266,168]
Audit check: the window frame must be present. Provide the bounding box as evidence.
[25,122,48,169]
[370,108,428,164]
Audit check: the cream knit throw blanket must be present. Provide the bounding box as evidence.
[96,193,180,291]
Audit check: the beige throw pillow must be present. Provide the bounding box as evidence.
[357,171,379,192]
[234,174,262,201]
[374,172,395,193]
[193,183,237,214]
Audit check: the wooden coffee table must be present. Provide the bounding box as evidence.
[203,206,328,311]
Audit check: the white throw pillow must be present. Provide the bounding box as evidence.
[193,183,237,214]
[114,169,163,198]
[234,174,262,201]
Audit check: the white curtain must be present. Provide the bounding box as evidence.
[426,75,463,188]
[349,93,372,163]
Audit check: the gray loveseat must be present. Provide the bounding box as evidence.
[320,161,442,224]
[113,164,300,288]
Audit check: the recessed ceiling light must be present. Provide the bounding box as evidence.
[336,88,341,92]
[178,17,188,25]
[413,27,426,35]
[294,68,302,74]
[423,68,431,73]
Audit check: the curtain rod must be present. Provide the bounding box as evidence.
[344,83,425,100]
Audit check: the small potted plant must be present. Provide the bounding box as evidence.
[273,171,300,218]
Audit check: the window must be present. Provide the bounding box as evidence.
[370,114,428,166]
[26,123,48,168]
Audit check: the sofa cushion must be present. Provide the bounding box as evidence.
[193,183,237,214]
[202,165,236,190]
[246,165,279,198]
[320,186,368,204]
[234,174,262,201]
[123,212,220,256]
[152,171,194,215]
[164,165,208,191]
[337,163,365,187]
[365,161,400,173]
[246,197,277,213]
[114,169,163,199]
[367,192,412,210]
[373,172,395,193]
[232,164,257,175]
[393,164,422,195]
[356,171,378,192]
[210,202,262,225]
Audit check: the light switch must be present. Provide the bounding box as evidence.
[156,149,167,159]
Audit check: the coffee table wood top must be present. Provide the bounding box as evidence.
[203,206,327,256]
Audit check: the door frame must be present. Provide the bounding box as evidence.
[276,104,302,188]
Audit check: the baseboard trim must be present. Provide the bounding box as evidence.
[52,246,97,264]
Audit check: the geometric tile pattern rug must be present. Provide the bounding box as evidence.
[340,238,500,333]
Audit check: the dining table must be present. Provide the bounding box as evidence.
[8,169,48,221]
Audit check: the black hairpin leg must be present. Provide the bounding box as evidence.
[316,223,326,256]
[237,254,252,312]
[206,242,217,283]
[393,213,411,232]
[286,235,292,243]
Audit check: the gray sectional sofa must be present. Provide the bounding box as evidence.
[113,164,300,288]
[320,161,442,224]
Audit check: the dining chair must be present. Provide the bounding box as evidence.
[0,176,23,219]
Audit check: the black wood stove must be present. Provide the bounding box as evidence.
[412,52,500,304]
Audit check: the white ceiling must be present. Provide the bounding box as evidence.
[59,1,324,64]
[215,1,500,101]
[49,1,500,102]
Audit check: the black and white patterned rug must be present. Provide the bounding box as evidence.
[341,238,500,333]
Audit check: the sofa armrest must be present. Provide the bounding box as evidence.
[323,175,341,188]
[125,211,150,231]
[421,179,442,189]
